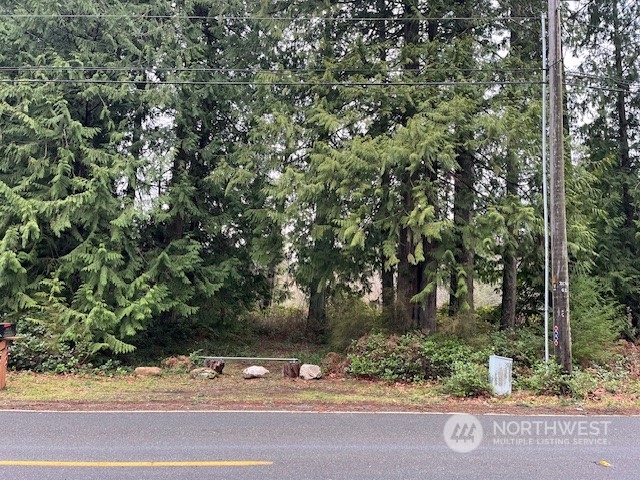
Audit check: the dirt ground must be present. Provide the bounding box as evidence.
[2,366,639,416]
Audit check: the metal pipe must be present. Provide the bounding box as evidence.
[200,356,300,363]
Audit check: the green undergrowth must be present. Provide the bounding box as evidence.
[345,329,636,399]
[6,299,637,403]
[346,332,490,383]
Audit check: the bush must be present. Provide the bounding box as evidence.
[245,305,307,340]
[436,309,494,343]
[568,369,599,400]
[589,358,630,393]
[490,327,544,368]
[570,275,625,365]
[8,317,90,373]
[8,317,130,374]
[476,305,502,326]
[422,336,491,377]
[517,361,598,399]
[518,362,572,396]
[346,333,425,382]
[346,332,488,382]
[327,295,382,351]
[442,361,492,397]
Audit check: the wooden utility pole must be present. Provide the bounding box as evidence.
[548,0,572,372]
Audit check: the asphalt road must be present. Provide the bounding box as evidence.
[0,410,637,479]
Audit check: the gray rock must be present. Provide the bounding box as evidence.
[243,365,269,379]
[134,366,162,376]
[299,364,322,380]
[190,368,218,379]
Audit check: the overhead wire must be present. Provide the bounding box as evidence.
[565,70,640,92]
[0,66,545,75]
[3,66,636,93]
[0,14,541,22]
[0,11,634,93]
[0,78,543,87]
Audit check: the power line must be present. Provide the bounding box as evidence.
[0,66,544,74]
[4,66,636,92]
[0,78,543,87]
[0,14,540,22]
[566,71,640,88]
[565,81,639,94]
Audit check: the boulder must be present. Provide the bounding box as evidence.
[134,366,162,376]
[299,364,322,380]
[190,368,218,380]
[243,365,269,379]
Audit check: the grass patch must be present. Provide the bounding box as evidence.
[2,370,639,414]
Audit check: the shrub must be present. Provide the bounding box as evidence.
[476,305,502,326]
[570,275,625,365]
[518,361,571,396]
[518,361,604,399]
[346,333,426,382]
[568,369,599,400]
[8,317,90,373]
[442,361,492,397]
[490,327,544,368]
[8,317,132,374]
[421,336,490,377]
[245,305,307,340]
[327,295,382,351]
[346,332,487,382]
[590,356,630,393]
[436,309,494,342]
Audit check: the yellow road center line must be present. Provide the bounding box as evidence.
[0,460,272,467]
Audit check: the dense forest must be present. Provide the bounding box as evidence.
[0,1,638,367]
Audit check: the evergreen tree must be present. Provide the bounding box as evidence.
[134,0,281,345]
[0,0,278,354]
[0,0,172,353]
[568,0,640,332]
[493,0,545,329]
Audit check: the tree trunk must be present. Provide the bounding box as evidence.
[381,260,395,323]
[307,284,328,337]
[499,0,534,331]
[500,241,518,330]
[395,0,429,332]
[612,4,639,329]
[419,161,441,333]
[500,151,519,330]
[420,238,438,333]
[305,198,333,338]
[449,148,475,317]
[397,198,418,331]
